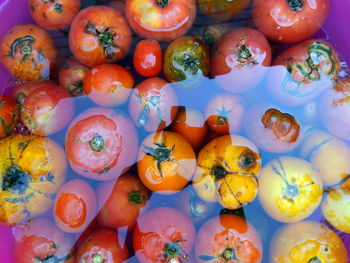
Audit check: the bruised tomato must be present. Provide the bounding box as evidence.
[134,39,162,77]
[0,95,19,138]
[65,107,138,181]
[0,24,56,81]
[198,0,250,21]
[69,5,132,67]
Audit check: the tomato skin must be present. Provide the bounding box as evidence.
[133,207,196,263]
[28,0,81,30]
[0,24,56,81]
[253,0,329,43]
[69,6,132,67]
[211,28,271,93]
[84,63,134,107]
[134,39,162,77]
[198,0,250,21]
[65,107,138,181]
[0,95,19,138]
[97,173,151,230]
[12,80,56,105]
[125,0,196,41]
[195,214,263,263]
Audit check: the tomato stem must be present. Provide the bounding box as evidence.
[54,2,63,13]
[71,81,84,96]
[211,165,228,180]
[287,0,303,11]
[221,248,237,262]
[174,55,200,74]
[217,116,227,125]
[308,257,321,263]
[2,165,31,195]
[88,134,105,152]
[156,0,169,8]
[92,254,104,263]
[238,149,257,171]
[238,45,252,60]
[129,191,147,204]
[9,36,35,63]
[164,240,188,261]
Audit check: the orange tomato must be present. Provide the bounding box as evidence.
[0,95,19,138]
[133,39,162,77]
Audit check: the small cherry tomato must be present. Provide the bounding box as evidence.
[84,63,134,107]
[21,84,75,136]
[198,0,251,21]
[28,0,81,30]
[211,27,271,93]
[0,95,19,138]
[0,24,56,81]
[253,0,329,43]
[69,5,132,67]
[134,39,162,77]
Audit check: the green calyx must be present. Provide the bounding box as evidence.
[88,134,105,152]
[174,54,201,74]
[164,240,187,260]
[238,45,252,60]
[287,0,303,11]
[211,165,229,180]
[129,191,147,204]
[221,248,238,262]
[156,0,169,8]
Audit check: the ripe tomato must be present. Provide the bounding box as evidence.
[253,0,329,43]
[0,95,19,138]
[193,135,261,210]
[65,107,138,181]
[77,228,129,263]
[267,40,341,106]
[97,173,151,230]
[134,39,162,77]
[59,57,89,97]
[11,80,55,105]
[133,207,195,263]
[258,157,323,223]
[0,24,56,81]
[69,6,132,67]
[84,63,134,107]
[270,221,347,263]
[21,84,75,136]
[28,0,81,30]
[211,28,271,93]
[205,93,245,135]
[195,214,263,263]
[137,131,196,194]
[128,77,178,132]
[125,0,196,41]
[198,0,250,21]
[54,179,97,233]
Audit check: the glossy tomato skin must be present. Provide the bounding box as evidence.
[97,173,151,230]
[21,84,75,136]
[134,39,162,77]
[12,80,56,105]
[253,0,329,43]
[133,207,196,263]
[128,77,178,132]
[84,63,134,107]
[0,95,19,138]
[65,107,138,181]
[0,24,56,81]
[28,0,81,30]
[198,0,250,21]
[195,214,263,263]
[69,6,132,67]
[211,28,271,93]
[125,0,196,41]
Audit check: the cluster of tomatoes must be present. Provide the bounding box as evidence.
[1,0,350,262]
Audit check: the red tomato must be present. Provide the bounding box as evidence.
[195,214,263,262]
[125,0,196,41]
[12,80,56,105]
[97,173,151,230]
[133,207,196,263]
[134,39,162,77]
[21,84,75,136]
[84,63,134,107]
[77,228,128,263]
[211,28,272,93]
[65,107,138,181]
[54,179,97,233]
[0,95,19,138]
[69,6,132,67]
[253,0,329,43]
[128,77,178,132]
[28,0,81,30]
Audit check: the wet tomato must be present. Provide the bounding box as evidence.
[193,135,261,210]
[128,77,178,132]
[21,83,75,136]
[65,107,138,181]
[97,173,151,230]
[198,0,250,21]
[258,157,323,223]
[28,0,81,31]
[125,0,196,41]
[54,179,97,233]
[133,207,195,263]
[205,93,245,135]
[0,24,56,81]
[253,0,329,43]
[0,95,19,138]
[134,39,162,77]
[69,5,132,67]
[77,228,129,263]
[84,63,134,107]
[137,131,196,194]
[0,134,67,225]
[198,23,230,46]
[267,39,340,106]
[270,221,347,263]
[211,27,271,93]
[195,214,263,263]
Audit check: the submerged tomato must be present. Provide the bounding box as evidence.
[198,0,250,21]
[12,80,55,106]
[0,95,19,138]
[134,39,162,77]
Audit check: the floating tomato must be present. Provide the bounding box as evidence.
[0,95,19,138]
[133,39,162,77]
[198,0,251,21]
